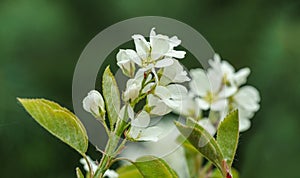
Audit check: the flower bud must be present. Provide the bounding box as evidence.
[82,90,105,119]
[117,49,136,77]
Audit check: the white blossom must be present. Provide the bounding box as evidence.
[208,53,251,87]
[83,90,105,119]
[189,68,231,111]
[188,53,260,132]
[130,28,186,70]
[116,49,136,77]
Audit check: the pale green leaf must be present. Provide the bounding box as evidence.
[76,167,84,178]
[117,165,143,178]
[133,156,178,178]
[175,121,224,174]
[217,110,239,167]
[18,98,88,155]
[102,66,121,129]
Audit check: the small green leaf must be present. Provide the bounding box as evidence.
[175,121,224,174]
[211,168,240,178]
[217,110,239,167]
[102,66,121,129]
[18,98,88,155]
[133,156,178,178]
[117,165,143,178]
[76,167,84,178]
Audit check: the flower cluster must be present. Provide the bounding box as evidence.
[117,28,190,141]
[185,54,260,134]
[83,28,260,142]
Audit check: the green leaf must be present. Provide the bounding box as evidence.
[211,168,240,178]
[217,110,239,167]
[117,165,143,178]
[132,156,178,178]
[175,121,224,174]
[76,167,84,178]
[102,66,121,129]
[18,98,88,155]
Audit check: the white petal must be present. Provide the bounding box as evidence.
[155,86,171,99]
[131,110,150,128]
[221,60,235,75]
[208,53,222,72]
[132,34,150,59]
[150,36,170,60]
[147,94,172,116]
[166,84,188,100]
[127,105,135,120]
[160,59,189,85]
[195,97,210,110]
[80,156,98,173]
[137,126,162,142]
[165,50,186,59]
[119,105,134,121]
[126,49,142,66]
[218,85,237,98]
[234,67,250,86]
[198,118,216,136]
[155,58,174,68]
[234,86,260,112]
[207,68,223,93]
[116,49,137,77]
[103,169,119,178]
[189,69,210,96]
[210,99,228,111]
[128,126,162,142]
[169,36,181,47]
[239,118,251,132]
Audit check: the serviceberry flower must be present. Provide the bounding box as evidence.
[189,68,232,111]
[188,53,260,133]
[130,28,186,70]
[83,90,105,119]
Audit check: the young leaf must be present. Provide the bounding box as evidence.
[76,167,84,178]
[133,156,178,178]
[102,66,121,129]
[175,121,224,174]
[18,98,88,155]
[217,110,239,167]
[117,165,143,178]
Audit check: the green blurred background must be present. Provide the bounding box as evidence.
[1,0,300,177]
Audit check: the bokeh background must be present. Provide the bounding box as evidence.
[1,0,300,177]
